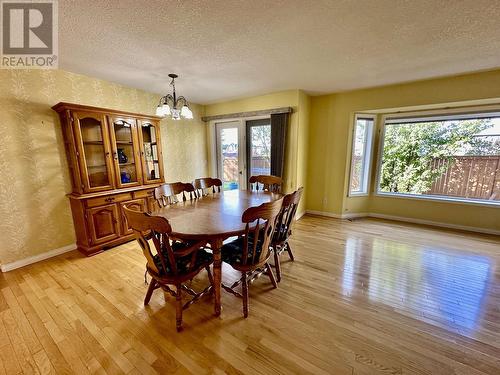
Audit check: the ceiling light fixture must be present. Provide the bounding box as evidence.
[155,73,193,120]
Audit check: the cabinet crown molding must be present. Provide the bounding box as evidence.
[52,102,163,121]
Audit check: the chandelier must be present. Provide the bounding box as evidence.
[155,73,193,120]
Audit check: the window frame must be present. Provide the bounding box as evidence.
[375,106,500,207]
[348,114,376,196]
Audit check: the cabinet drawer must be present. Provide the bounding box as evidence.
[86,192,133,208]
[133,189,154,199]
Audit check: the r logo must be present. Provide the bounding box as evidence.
[2,1,54,54]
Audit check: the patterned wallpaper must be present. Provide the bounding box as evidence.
[0,69,207,265]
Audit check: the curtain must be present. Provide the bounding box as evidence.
[270,113,288,177]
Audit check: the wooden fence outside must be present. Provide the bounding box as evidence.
[429,156,500,201]
[223,157,238,182]
[222,156,270,182]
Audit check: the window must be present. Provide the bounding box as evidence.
[247,119,271,177]
[349,115,375,195]
[377,110,500,204]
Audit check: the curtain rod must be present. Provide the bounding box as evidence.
[201,107,292,122]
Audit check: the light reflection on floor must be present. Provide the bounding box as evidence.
[342,237,492,332]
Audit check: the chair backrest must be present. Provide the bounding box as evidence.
[154,182,197,207]
[273,187,303,245]
[240,197,284,266]
[123,206,200,277]
[123,205,173,275]
[193,177,222,196]
[249,175,282,193]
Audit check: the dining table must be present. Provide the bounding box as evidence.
[151,189,282,316]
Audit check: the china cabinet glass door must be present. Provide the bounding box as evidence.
[73,112,114,192]
[108,117,142,188]
[138,120,164,184]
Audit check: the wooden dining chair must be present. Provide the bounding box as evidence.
[271,187,303,282]
[193,177,222,196]
[123,206,214,332]
[249,175,282,193]
[154,182,197,208]
[221,197,284,318]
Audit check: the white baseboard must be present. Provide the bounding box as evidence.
[344,212,370,220]
[368,213,500,236]
[296,210,306,220]
[305,210,500,236]
[306,209,343,219]
[1,243,76,272]
[305,210,368,220]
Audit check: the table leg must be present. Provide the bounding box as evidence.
[211,239,223,316]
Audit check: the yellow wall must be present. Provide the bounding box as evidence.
[296,91,310,215]
[307,69,500,231]
[0,69,207,265]
[204,90,309,204]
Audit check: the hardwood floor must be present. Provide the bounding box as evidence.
[1,215,499,374]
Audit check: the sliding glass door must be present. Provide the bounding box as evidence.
[215,118,273,190]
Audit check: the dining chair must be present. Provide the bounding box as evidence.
[271,187,303,282]
[249,175,282,193]
[193,177,222,196]
[123,206,214,332]
[154,182,197,208]
[221,197,284,318]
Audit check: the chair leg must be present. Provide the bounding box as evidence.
[266,263,278,289]
[206,265,215,294]
[144,278,157,305]
[241,272,249,318]
[175,284,183,332]
[286,242,295,261]
[273,248,282,282]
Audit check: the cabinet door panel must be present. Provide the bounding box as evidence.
[73,111,115,192]
[108,116,143,188]
[86,204,120,245]
[138,120,164,184]
[120,198,147,235]
[61,115,83,193]
[147,196,157,214]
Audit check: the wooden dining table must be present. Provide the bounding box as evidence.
[151,189,282,316]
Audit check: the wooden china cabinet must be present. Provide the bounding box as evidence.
[52,102,165,255]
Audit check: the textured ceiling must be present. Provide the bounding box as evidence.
[59,0,500,104]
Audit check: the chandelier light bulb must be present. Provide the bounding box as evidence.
[155,104,163,117]
[181,105,193,119]
[162,103,171,116]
